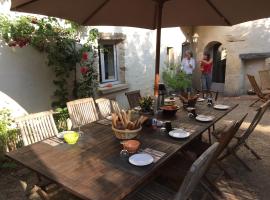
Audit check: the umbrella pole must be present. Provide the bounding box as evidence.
[154,1,164,97]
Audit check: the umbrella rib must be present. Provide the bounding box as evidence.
[12,0,40,10]
[82,0,111,25]
[205,0,231,26]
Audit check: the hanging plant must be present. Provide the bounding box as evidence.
[0,15,99,108]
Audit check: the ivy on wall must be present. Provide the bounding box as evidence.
[0,15,99,108]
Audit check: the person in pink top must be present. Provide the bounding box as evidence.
[200,52,213,92]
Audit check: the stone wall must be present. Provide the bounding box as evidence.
[182,18,270,95]
[92,26,185,108]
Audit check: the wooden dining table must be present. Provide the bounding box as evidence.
[6,101,238,200]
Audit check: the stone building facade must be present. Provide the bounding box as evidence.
[181,18,270,96]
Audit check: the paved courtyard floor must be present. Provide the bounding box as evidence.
[0,95,269,200]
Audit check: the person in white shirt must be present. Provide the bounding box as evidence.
[181,50,195,74]
[181,50,195,91]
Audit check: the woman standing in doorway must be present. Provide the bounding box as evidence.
[200,52,213,92]
[181,50,195,92]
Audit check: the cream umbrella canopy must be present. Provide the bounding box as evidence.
[11,0,270,96]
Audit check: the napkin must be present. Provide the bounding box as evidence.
[96,119,112,126]
[139,148,166,163]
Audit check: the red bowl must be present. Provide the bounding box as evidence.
[160,105,180,116]
[122,140,140,153]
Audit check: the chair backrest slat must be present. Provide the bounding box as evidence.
[247,74,264,98]
[16,111,58,146]
[95,98,112,118]
[125,90,142,109]
[239,100,270,144]
[259,70,270,90]
[214,113,247,160]
[174,142,219,200]
[67,98,99,128]
[111,100,123,114]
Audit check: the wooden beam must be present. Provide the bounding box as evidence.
[206,0,231,26]
[12,0,40,10]
[82,0,110,25]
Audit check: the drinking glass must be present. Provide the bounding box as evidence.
[77,124,84,136]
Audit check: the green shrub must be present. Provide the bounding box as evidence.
[162,62,191,91]
[0,109,20,160]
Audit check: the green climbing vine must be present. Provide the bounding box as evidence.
[0,15,99,108]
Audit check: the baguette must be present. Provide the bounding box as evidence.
[117,113,125,128]
[121,111,129,128]
[111,113,117,128]
[111,112,147,130]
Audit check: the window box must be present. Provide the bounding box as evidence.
[98,83,129,95]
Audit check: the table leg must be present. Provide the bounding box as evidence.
[208,128,212,144]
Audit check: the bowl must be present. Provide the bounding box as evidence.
[122,140,140,153]
[112,126,142,140]
[160,105,180,116]
[179,93,199,108]
[63,131,79,144]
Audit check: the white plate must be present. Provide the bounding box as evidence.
[129,153,154,166]
[197,98,205,102]
[165,98,175,102]
[214,104,230,110]
[134,106,141,111]
[56,131,75,139]
[169,129,190,139]
[106,115,112,120]
[196,115,214,122]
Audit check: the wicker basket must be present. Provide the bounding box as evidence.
[112,126,142,140]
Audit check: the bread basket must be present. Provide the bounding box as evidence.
[112,126,142,140]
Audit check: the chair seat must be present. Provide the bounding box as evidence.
[212,125,244,139]
[126,153,193,200]
[262,89,270,94]
[126,182,175,200]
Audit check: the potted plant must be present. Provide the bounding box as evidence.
[139,96,153,113]
[162,62,192,94]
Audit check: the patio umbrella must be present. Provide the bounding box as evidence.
[11,0,270,96]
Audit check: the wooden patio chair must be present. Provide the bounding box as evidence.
[126,142,219,200]
[125,90,142,109]
[184,114,247,182]
[67,98,99,128]
[15,111,59,200]
[218,100,270,171]
[95,98,112,118]
[111,100,124,114]
[259,69,270,91]
[15,111,58,146]
[247,74,270,107]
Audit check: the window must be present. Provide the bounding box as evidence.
[167,47,175,64]
[99,44,118,84]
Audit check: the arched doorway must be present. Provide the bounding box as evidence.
[204,41,227,84]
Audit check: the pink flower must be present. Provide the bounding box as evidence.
[80,66,89,75]
[82,52,88,61]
